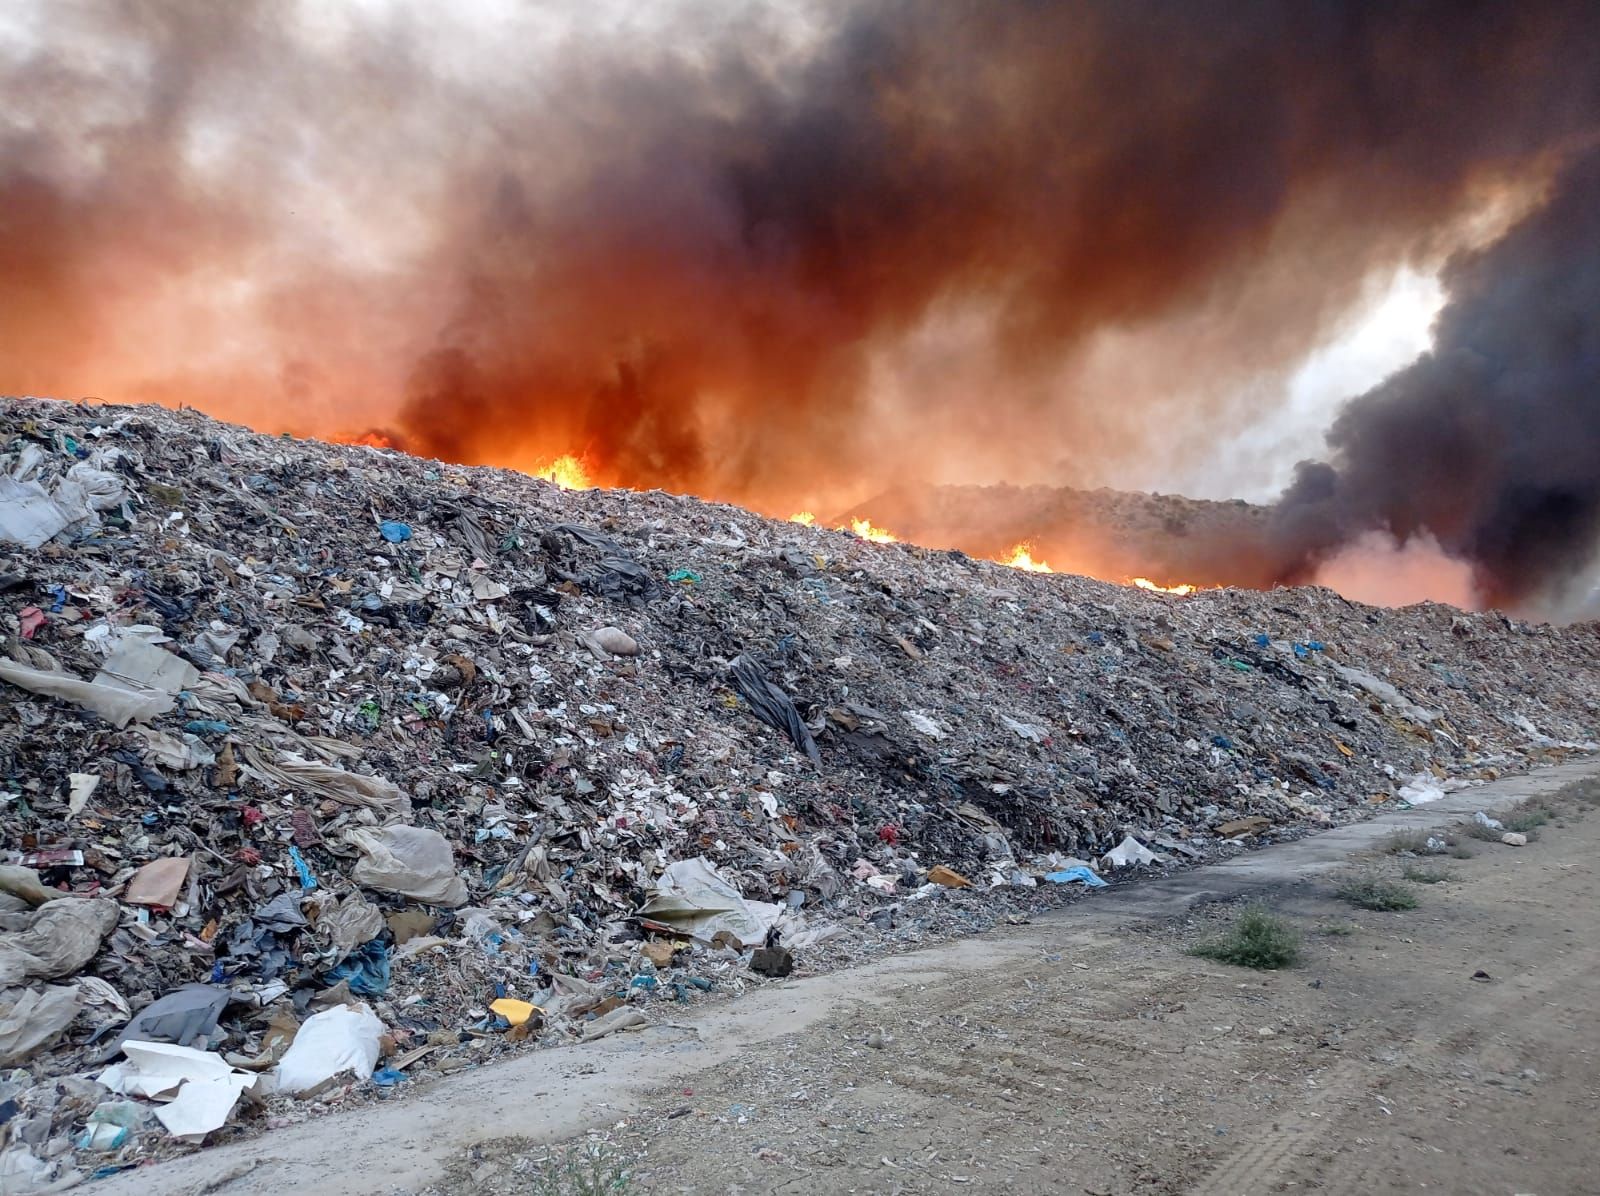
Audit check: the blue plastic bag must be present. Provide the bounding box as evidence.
[288,845,318,892]
[321,938,391,996]
[1043,865,1107,888]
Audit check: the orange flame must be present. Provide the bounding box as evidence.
[1001,543,1054,573]
[537,473,1199,592]
[1130,576,1198,595]
[787,509,898,542]
[848,517,899,544]
[532,454,592,490]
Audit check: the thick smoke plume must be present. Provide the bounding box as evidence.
[1272,148,1600,609]
[2,1,1598,604]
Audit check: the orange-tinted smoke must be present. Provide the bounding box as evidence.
[2,2,1598,550]
[388,2,1600,509]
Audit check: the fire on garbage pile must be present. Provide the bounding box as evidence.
[0,396,1595,1178]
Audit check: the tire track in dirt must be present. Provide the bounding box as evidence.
[1290,940,1600,1196]
[1186,1056,1374,1196]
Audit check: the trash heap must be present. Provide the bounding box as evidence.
[839,480,1275,585]
[0,397,1596,1182]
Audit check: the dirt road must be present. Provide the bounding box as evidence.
[101,760,1600,1196]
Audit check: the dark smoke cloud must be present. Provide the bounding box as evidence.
[394,0,1600,504]
[1271,147,1600,609]
[1,1,1598,601]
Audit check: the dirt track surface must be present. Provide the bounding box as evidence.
[101,760,1600,1196]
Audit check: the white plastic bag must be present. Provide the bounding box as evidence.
[274,1003,384,1094]
[349,825,468,907]
[1397,773,1446,805]
[0,658,173,729]
[1100,835,1168,870]
[639,857,782,945]
[0,477,70,548]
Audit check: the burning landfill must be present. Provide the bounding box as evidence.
[0,396,1596,1185]
[1,0,1600,1185]
[4,2,1600,617]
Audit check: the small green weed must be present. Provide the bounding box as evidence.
[1335,875,1419,911]
[1401,863,1451,884]
[1383,829,1435,855]
[526,1144,632,1196]
[1462,805,1545,842]
[1319,922,1357,937]
[1501,806,1550,834]
[1188,904,1302,970]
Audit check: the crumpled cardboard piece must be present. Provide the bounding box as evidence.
[125,857,191,908]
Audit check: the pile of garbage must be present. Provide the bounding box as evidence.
[839,480,1275,586]
[1,397,1595,1183]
